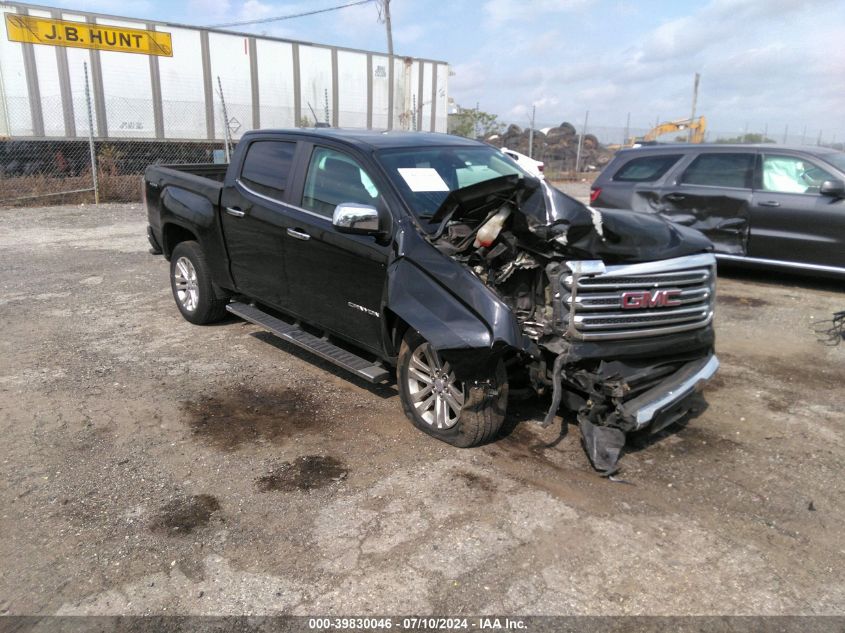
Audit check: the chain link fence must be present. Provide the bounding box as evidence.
[1,60,230,206]
[467,114,843,180]
[5,76,843,205]
[1,68,444,207]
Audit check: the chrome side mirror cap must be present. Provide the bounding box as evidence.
[332,203,380,235]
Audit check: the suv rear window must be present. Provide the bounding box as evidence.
[680,153,754,188]
[612,154,682,182]
[240,140,297,199]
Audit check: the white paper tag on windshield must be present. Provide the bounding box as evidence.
[397,168,450,192]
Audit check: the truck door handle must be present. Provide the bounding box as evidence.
[664,193,686,202]
[226,206,246,217]
[758,200,781,207]
[286,228,311,241]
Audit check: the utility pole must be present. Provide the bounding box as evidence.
[382,0,393,57]
[783,124,788,144]
[688,72,700,142]
[623,111,630,145]
[528,104,535,158]
[801,124,807,145]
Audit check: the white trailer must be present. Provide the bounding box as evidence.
[0,1,449,140]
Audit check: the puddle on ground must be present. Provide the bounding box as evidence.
[454,469,499,494]
[181,387,325,451]
[149,494,220,535]
[255,455,348,492]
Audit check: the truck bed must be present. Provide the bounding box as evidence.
[158,163,228,181]
[145,163,227,210]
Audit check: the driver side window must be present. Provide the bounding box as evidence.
[301,147,380,217]
[761,155,834,194]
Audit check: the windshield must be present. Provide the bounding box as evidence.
[820,151,845,174]
[377,145,529,221]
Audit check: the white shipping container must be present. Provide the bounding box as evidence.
[0,1,449,140]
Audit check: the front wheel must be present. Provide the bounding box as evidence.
[397,331,508,447]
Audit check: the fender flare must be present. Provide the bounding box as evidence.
[161,186,216,229]
[386,258,525,353]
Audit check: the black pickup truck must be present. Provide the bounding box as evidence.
[144,129,720,473]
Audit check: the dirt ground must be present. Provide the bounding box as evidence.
[1,199,843,616]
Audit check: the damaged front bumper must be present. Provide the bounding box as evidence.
[547,350,719,475]
[619,354,719,431]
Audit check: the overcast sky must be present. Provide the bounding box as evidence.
[48,0,845,141]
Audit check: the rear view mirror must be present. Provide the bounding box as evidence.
[332,203,380,235]
[820,179,845,197]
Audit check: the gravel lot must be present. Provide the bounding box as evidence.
[1,199,843,616]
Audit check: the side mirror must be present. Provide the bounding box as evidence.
[820,179,845,197]
[332,202,381,235]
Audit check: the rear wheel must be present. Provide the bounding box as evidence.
[397,331,508,447]
[170,241,228,325]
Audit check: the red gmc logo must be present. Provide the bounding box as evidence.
[621,289,682,309]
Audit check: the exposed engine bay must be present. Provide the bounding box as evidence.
[422,175,718,474]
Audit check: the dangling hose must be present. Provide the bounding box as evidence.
[542,351,568,428]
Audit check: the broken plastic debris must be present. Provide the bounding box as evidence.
[579,418,625,476]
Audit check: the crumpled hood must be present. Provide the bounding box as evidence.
[429,176,713,264]
[517,180,714,264]
[560,206,714,263]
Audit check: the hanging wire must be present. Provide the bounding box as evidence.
[209,0,373,28]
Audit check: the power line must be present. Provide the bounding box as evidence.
[208,0,373,29]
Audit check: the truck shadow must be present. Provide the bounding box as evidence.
[498,397,572,449]
[498,394,711,463]
[623,395,709,455]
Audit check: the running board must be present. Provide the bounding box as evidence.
[226,302,390,384]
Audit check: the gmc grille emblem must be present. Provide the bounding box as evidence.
[621,289,682,309]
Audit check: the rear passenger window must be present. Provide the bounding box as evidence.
[612,154,682,182]
[680,153,754,188]
[240,141,296,199]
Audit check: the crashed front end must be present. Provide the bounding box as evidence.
[422,176,719,474]
[543,254,719,473]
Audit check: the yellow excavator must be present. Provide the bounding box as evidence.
[626,116,707,146]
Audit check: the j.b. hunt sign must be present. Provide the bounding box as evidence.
[5,13,172,56]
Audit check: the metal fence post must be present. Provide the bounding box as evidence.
[83,61,100,204]
[575,110,589,176]
[217,76,231,162]
[528,104,535,159]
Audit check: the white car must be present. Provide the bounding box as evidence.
[500,147,545,179]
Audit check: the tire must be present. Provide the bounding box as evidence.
[169,241,228,325]
[397,330,508,448]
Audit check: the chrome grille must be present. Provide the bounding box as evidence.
[561,254,716,341]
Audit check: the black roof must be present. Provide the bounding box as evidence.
[245,128,480,150]
[620,143,842,156]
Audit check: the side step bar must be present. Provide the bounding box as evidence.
[226,301,390,384]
